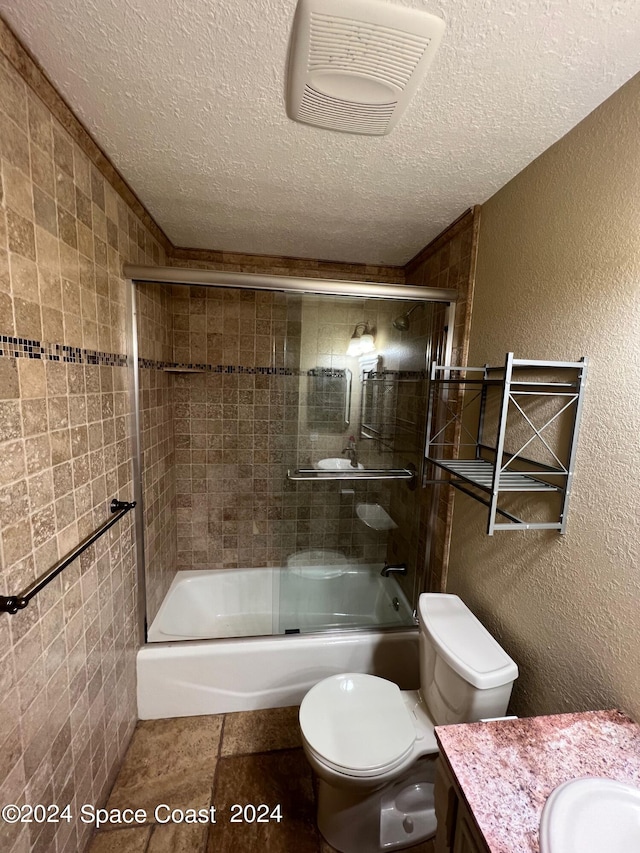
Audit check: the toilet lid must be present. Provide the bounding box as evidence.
[299,673,415,774]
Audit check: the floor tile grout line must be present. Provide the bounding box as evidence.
[219,743,304,760]
[142,822,153,853]
[204,713,227,852]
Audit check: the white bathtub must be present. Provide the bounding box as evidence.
[138,565,419,718]
[147,564,414,641]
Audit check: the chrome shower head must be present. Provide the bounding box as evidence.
[393,313,411,331]
[392,303,423,332]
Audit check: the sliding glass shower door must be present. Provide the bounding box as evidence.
[135,280,450,641]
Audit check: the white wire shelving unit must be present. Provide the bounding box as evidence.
[425,353,588,534]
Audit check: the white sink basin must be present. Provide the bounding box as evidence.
[540,777,640,853]
[314,458,364,471]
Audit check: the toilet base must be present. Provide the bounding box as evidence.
[316,759,437,853]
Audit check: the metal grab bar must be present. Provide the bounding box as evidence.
[0,498,136,615]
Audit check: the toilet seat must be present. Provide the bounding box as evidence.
[299,673,416,778]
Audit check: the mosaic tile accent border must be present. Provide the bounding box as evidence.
[0,338,431,376]
[0,333,128,366]
[307,367,348,378]
[139,358,428,379]
[369,369,428,381]
[139,358,322,376]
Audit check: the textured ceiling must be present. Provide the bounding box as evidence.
[3,0,640,265]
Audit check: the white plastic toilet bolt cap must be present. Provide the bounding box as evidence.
[299,673,416,775]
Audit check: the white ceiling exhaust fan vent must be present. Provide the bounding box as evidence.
[287,0,445,136]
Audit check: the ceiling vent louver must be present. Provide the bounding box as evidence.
[286,0,445,136]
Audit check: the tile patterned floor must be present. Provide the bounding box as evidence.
[86,707,435,853]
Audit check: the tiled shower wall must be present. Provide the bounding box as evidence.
[385,300,450,604]
[167,248,404,284]
[135,283,176,624]
[138,286,445,591]
[405,208,481,593]
[147,214,480,596]
[0,21,167,853]
[170,286,302,570]
[295,295,419,569]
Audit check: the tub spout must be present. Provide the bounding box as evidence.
[381,562,407,577]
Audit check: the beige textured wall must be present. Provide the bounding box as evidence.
[447,72,640,721]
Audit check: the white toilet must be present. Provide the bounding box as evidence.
[299,593,518,853]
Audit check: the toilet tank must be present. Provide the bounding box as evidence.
[418,594,518,725]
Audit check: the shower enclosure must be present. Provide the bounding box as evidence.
[129,269,453,650]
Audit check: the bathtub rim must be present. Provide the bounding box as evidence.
[143,620,419,649]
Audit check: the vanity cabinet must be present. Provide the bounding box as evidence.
[434,757,488,853]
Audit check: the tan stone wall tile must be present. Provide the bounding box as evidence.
[3,160,33,219]
[7,209,36,260]
[35,225,60,272]
[30,145,54,196]
[9,253,38,301]
[0,247,10,293]
[33,185,57,236]
[0,23,168,851]
[0,111,30,175]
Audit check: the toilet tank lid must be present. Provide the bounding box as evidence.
[418,594,518,690]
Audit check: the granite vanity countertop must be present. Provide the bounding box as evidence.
[435,709,640,853]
